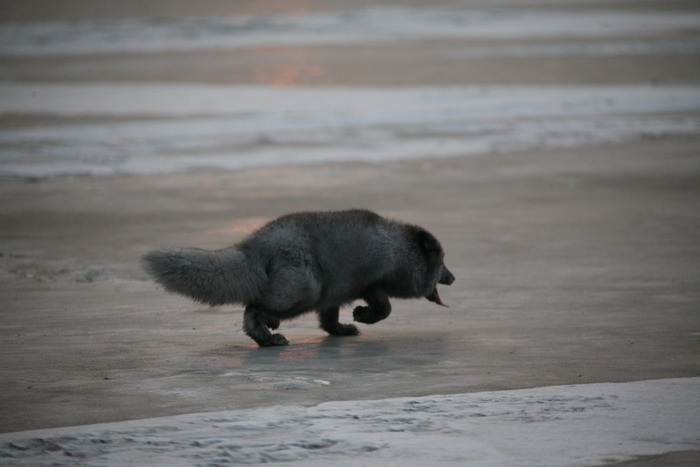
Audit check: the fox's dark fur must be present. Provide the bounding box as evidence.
[142,209,454,347]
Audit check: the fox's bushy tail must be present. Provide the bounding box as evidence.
[142,247,263,306]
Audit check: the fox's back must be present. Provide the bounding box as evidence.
[241,210,401,301]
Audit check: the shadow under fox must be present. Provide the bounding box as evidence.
[142,209,455,347]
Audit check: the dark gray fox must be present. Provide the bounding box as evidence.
[142,209,455,347]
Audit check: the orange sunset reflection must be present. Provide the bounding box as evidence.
[251,46,327,86]
[219,0,328,86]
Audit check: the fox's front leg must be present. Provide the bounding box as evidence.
[353,287,391,324]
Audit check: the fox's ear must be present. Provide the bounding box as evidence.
[417,230,441,253]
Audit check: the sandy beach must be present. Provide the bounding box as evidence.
[1,378,698,466]
[1,0,699,465]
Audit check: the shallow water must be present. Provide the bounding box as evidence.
[1,2,699,178]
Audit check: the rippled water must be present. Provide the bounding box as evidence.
[2,8,700,56]
[1,4,699,177]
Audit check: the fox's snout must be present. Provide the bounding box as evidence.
[439,266,455,286]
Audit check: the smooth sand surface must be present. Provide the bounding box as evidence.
[2,138,699,433]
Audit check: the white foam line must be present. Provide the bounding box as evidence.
[1,378,698,466]
[442,38,700,59]
[1,83,699,177]
[1,8,699,56]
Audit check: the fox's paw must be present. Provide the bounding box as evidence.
[259,333,289,347]
[353,305,376,324]
[330,323,360,336]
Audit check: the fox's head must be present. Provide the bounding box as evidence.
[416,229,455,307]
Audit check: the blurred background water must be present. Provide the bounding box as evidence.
[1,0,699,178]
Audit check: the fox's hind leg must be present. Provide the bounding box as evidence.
[243,305,289,346]
[318,307,359,336]
[353,287,392,324]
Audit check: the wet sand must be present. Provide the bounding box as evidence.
[1,0,700,464]
[2,137,699,434]
[4,39,700,86]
